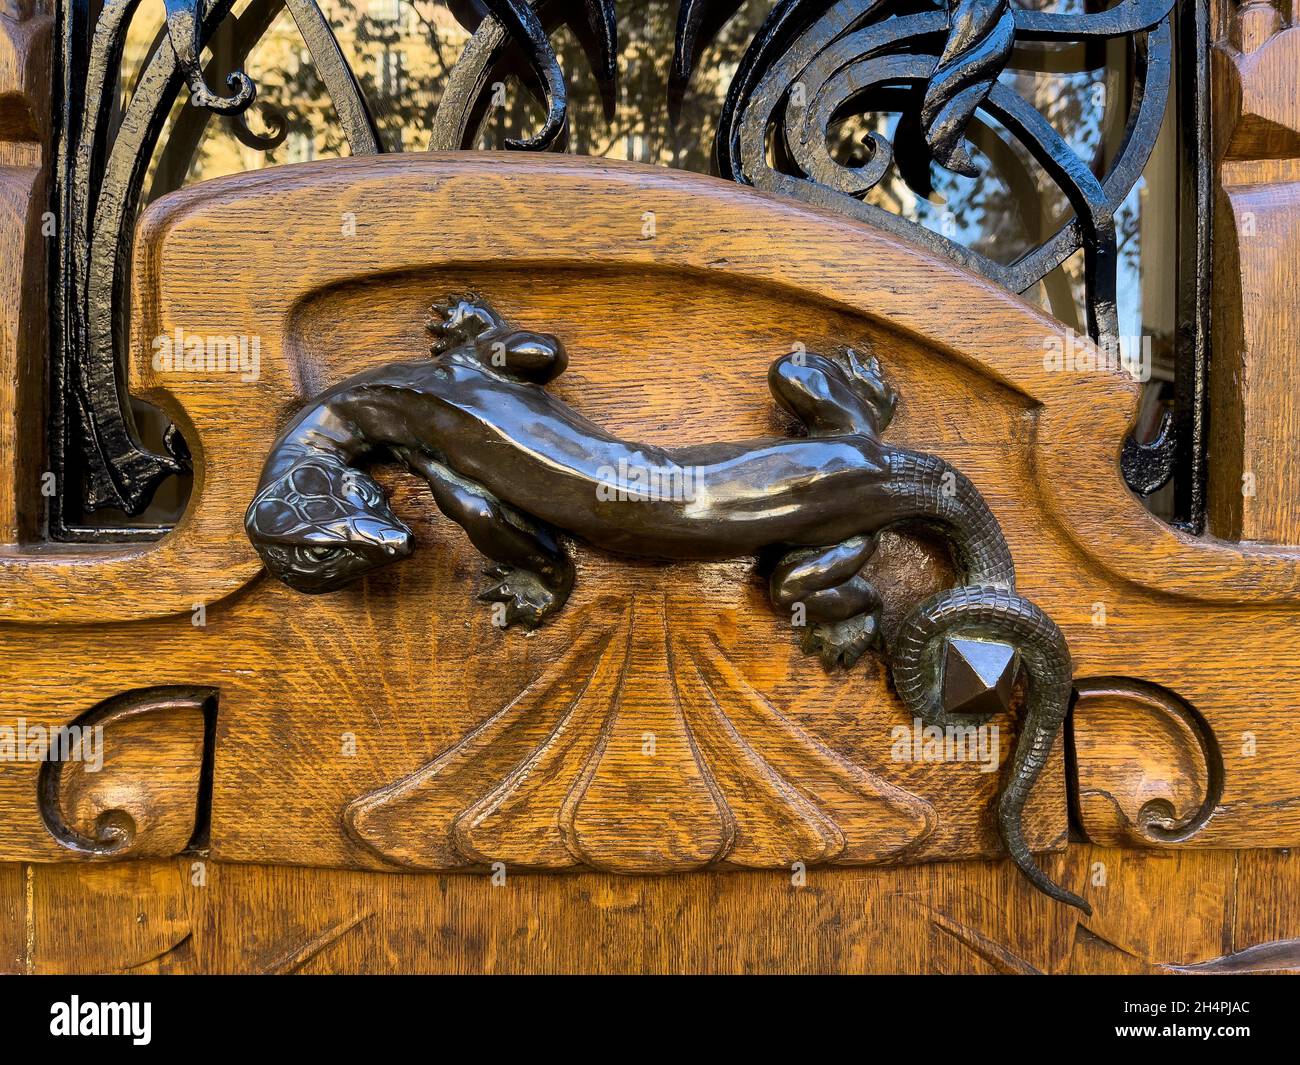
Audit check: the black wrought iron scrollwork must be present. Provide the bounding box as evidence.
[52,0,384,529]
[430,0,618,150]
[162,0,257,114]
[54,0,1202,530]
[244,295,1086,910]
[711,0,1177,349]
[669,0,744,119]
[282,0,383,152]
[912,0,1015,183]
[465,0,619,150]
[686,0,1206,512]
[229,102,291,152]
[52,0,622,529]
[1121,408,1177,496]
[476,0,569,149]
[54,0,260,520]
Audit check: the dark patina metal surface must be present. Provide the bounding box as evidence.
[245,296,1086,910]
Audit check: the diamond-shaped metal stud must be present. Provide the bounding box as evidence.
[941,636,1020,717]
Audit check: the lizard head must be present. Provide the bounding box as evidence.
[245,455,413,594]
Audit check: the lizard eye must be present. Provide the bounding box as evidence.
[303,546,345,563]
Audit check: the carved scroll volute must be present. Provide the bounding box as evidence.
[1070,679,1222,847]
[39,687,214,859]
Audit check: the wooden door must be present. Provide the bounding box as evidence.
[3,0,1300,975]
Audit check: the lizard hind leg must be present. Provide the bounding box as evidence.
[768,347,898,438]
[769,535,883,670]
[834,347,898,434]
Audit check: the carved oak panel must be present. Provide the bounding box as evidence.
[4,154,1299,909]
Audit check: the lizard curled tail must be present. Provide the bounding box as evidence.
[884,451,1088,913]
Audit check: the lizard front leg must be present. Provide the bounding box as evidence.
[769,535,882,669]
[399,449,574,629]
[426,294,508,355]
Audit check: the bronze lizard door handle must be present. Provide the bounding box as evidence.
[244,295,1082,911]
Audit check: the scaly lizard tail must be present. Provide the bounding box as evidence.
[884,450,1088,913]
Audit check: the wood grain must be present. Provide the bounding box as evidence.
[0,151,1297,983]
[1071,679,1220,848]
[7,153,1300,620]
[0,0,1295,975]
[38,686,211,860]
[7,847,1300,974]
[1210,19,1300,543]
[0,1,49,543]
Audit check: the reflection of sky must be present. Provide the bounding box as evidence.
[1114,183,1143,342]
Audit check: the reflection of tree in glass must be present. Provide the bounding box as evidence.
[181,0,774,172]
[478,0,772,172]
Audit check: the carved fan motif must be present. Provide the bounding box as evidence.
[344,593,936,873]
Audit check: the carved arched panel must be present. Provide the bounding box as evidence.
[2,154,1298,902]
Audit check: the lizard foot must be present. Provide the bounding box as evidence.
[832,347,898,433]
[477,564,565,630]
[801,611,881,670]
[427,294,505,355]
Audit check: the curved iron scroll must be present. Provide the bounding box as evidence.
[58,0,256,517]
[243,295,1086,911]
[428,0,618,150]
[53,0,383,523]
